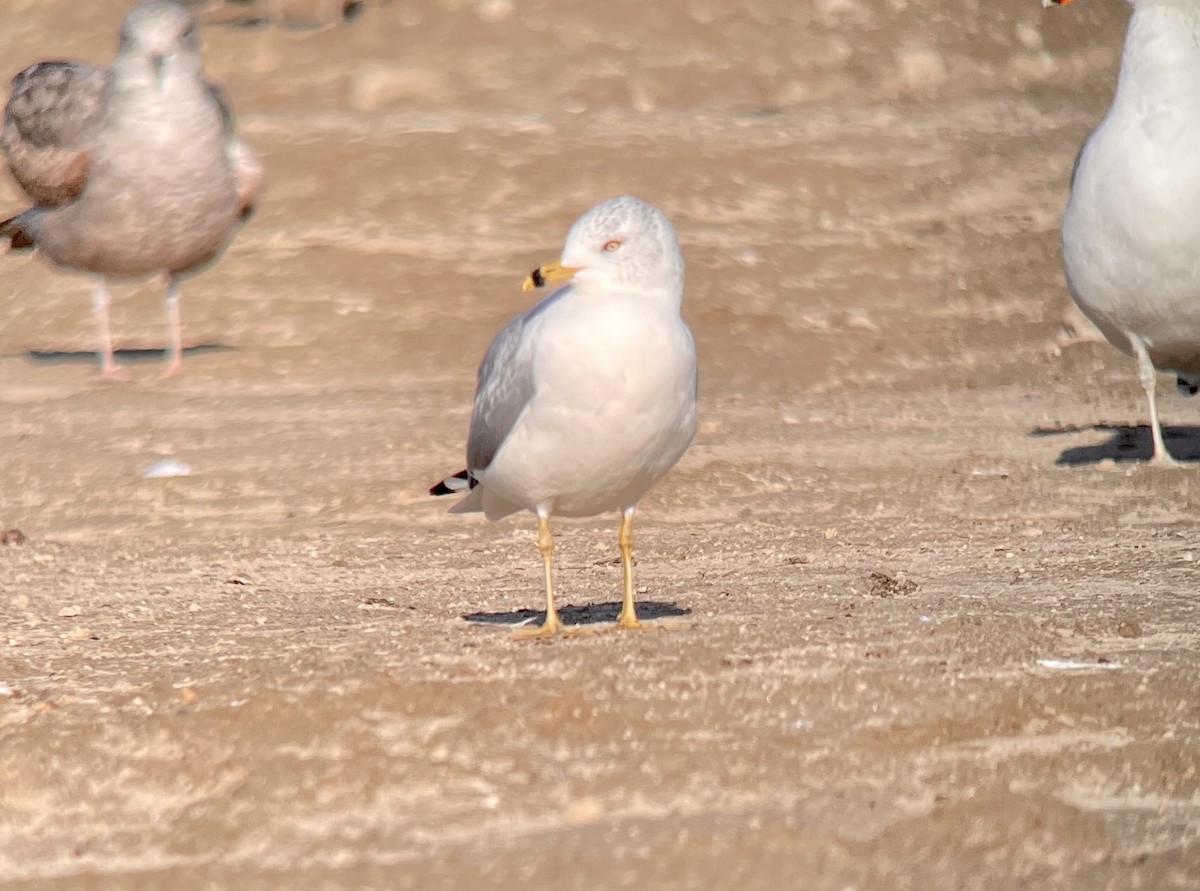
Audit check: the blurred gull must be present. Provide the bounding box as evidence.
[431,196,697,638]
[1,0,262,380]
[1051,0,1200,464]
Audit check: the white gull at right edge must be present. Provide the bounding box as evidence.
[1051,0,1200,464]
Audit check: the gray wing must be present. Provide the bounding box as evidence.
[206,82,263,219]
[2,60,106,207]
[465,312,536,473]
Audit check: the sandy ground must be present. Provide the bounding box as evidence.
[1,0,1198,887]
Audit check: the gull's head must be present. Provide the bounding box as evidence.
[117,1,202,88]
[523,196,684,300]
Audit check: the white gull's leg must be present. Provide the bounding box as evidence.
[616,506,643,630]
[1129,332,1177,466]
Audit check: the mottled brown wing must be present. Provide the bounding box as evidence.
[2,60,106,207]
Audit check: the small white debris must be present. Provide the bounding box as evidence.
[1037,658,1121,671]
[143,459,192,479]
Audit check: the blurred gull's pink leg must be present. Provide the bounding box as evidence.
[91,279,130,382]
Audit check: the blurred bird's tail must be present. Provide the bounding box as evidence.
[430,469,490,514]
[430,470,521,519]
[429,469,475,497]
[0,212,35,251]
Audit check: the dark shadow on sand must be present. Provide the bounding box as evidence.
[1032,423,1200,465]
[21,343,235,365]
[463,600,690,627]
[202,0,368,30]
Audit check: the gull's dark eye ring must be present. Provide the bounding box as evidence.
[603,239,621,252]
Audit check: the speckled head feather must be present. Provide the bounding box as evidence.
[115,1,202,84]
[560,195,684,299]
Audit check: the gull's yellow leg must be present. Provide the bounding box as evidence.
[616,507,643,630]
[514,510,564,639]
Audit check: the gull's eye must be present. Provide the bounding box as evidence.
[182,22,196,40]
[603,239,622,252]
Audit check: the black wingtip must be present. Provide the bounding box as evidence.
[430,469,473,497]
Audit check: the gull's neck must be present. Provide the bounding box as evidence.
[634,279,685,312]
[1113,1,1200,108]
[573,272,684,309]
[109,50,205,104]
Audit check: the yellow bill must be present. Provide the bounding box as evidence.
[522,259,580,292]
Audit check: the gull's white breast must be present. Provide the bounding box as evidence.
[481,287,697,518]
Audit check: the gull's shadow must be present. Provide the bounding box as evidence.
[463,600,690,627]
[1032,423,1200,465]
[204,0,369,29]
[22,343,234,365]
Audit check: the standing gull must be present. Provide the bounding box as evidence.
[431,196,697,637]
[1050,0,1200,464]
[1,0,262,380]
